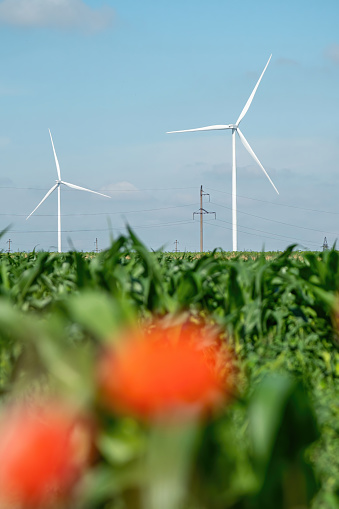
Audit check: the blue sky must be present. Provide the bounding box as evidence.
[1,0,339,252]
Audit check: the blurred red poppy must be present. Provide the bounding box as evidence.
[0,404,90,508]
[98,319,234,421]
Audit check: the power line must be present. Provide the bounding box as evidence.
[214,218,321,246]
[205,221,318,247]
[0,202,197,218]
[205,220,321,248]
[3,182,339,216]
[205,187,339,216]
[210,200,339,237]
[2,181,332,250]
[0,185,198,192]
[7,219,195,234]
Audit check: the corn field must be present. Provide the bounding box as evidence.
[0,227,338,509]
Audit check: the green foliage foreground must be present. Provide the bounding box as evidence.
[0,228,338,509]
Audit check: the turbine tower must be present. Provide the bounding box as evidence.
[167,55,278,252]
[27,130,110,253]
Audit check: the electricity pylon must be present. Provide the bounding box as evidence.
[193,186,216,252]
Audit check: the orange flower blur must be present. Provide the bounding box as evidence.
[98,319,234,421]
[0,404,90,508]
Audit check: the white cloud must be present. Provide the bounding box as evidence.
[324,44,339,64]
[0,176,13,185]
[0,86,20,96]
[0,136,10,148]
[101,181,146,201]
[275,57,300,67]
[0,0,114,32]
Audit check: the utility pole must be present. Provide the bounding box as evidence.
[95,238,98,253]
[322,237,329,251]
[6,239,11,254]
[174,240,179,253]
[193,186,216,252]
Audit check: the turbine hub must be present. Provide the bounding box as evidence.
[229,124,238,129]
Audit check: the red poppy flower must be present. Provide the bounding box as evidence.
[98,319,234,421]
[0,404,90,508]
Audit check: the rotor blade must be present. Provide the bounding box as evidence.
[61,181,111,198]
[237,128,279,194]
[167,125,232,134]
[236,55,272,126]
[49,129,61,180]
[26,183,58,220]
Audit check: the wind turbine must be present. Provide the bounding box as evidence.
[167,55,278,252]
[26,130,110,253]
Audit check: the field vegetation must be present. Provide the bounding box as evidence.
[0,228,338,509]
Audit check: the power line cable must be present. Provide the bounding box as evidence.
[3,182,339,216]
[212,218,321,247]
[7,219,195,234]
[204,220,320,249]
[0,185,198,192]
[210,200,339,237]
[205,186,339,216]
[0,202,197,218]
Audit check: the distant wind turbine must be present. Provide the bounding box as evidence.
[26,130,110,253]
[167,55,278,252]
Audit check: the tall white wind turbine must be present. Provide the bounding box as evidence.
[167,55,278,252]
[26,130,110,253]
